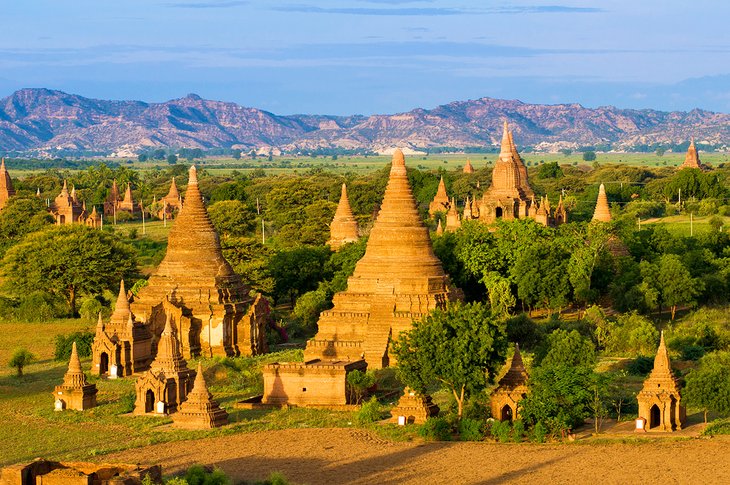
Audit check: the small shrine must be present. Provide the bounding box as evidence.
[134,314,196,415]
[463,159,475,174]
[53,342,97,411]
[490,345,529,422]
[92,280,153,377]
[428,176,451,217]
[390,388,439,425]
[0,158,16,211]
[157,177,183,219]
[327,183,359,250]
[50,181,84,225]
[592,183,612,222]
[680,138,705,170]
[173,362,229,428]
[637,332,686,431]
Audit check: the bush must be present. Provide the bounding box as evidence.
[457,418,484,441]
[355,397,386,425]
[255,472,291,485]
[512,419,525,443]
[346,369,376,404]
[291,289,329,337]
[419,417,452,441]
[9,348,36,377]
[703,418,730,436]
[627,355,654,376]
[54,332,94,361]
[79,295,106,321]
[490,419,512,443]
[119,391,136,414]
[681,345,706,361]
[185,465,231,485]
[505,314,543,350]
[531,421,547,443]
[14,291,68,322]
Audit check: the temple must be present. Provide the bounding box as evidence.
[103,180,120,217]
[0,158,16,211]
[637,332,685,431]
[157,177,183,219]
[134,314,196,414]
[50,181,84,225]
[327,183,359,250]
[85,205,102,228]
[131,165,265,358]
[592,184,612,222]
[53,342,97,411]
[92,280,153,377]
[490,345,529,422]
[263,150,462,406]
[118,183,137,214]
[428,176,451,217]
[389,388,439,425]
[173,362,229,428]
[680,139,705,170]
[463,159,475,174]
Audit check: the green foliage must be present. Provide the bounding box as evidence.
[703,418,730,436]
[119,391,136,414]
[54,332,94,361]
[346,370,376,405]
[537,161,564,179]
[78,295,105,321]
[0,197,54,257]
[505,314,543,351]
[482,271,515,318]
[220,237,275,295]
[392,301,508,417]
[627,355,654,376]
[355,397,386,424]
[457,417,484,441]
[511,419,525,442]
[2,225,137,316]
[603,312,659,356]
[185,466,231,485]
[419,417,452,441]
[290,289,328,337]
[535,329,596,368]
[255,472,291,485]
[269,246,331,304]
[684,351,730,421]
[489,420,512,443]
[9,348,36,377]
[582,151,597,161]
[531,421,547,443]
[208,200,256,237]
[13,291,69,322]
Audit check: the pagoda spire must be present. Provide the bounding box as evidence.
[328,183,359,250]
[62,342,89,388]
[500,121,511,156]
[463,159,474,174]
[592,183,612,222]
[0,157,16,210]
[436,176,448,199]
[652,331,672,376]
[680,138,703,169]
[96,311,105,334]
[435,219,443,235]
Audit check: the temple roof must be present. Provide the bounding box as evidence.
[463,159,474,174]
[495,345,529,390]
[681,138,703,170]
[166,177,180,200]
[592,183,612,222]
[61,342,90,388]
[487,122,531,200]
[150,313,189,374]
[123,183,133,204]
[640,331,682,395]
[109,280,132,328]
[328,183,359,249]
[651,331,672,377]
[435,176,448,201]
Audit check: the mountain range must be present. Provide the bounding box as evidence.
[0,88,727,154]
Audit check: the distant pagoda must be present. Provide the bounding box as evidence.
[131,165,264,358]
[327,183,359,250]
[0,158,16,210]
[592,183,612,222]
[463,159,475,174]
[680,138,705,170]
[428,176,451,217]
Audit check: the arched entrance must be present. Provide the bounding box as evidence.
[99,352,109,375]
[145,390,155,413]
[501,404,513,422]
[650,404,661,429]
[495,207,503,219]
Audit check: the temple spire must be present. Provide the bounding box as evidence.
[500,121,511,155]
[436,176,447,198]
[463,159,474,174]
[681,138,703,169]
[68,342,82,374]
[592,183,612,222]
[327,182,359,249]
[652,330,672,375]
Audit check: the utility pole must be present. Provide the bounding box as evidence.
[638,217,641,230]
[261,218,265,245]
[141,202,146,236]
[690,212,694,237]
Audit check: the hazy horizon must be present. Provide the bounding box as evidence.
[2,1,729,115]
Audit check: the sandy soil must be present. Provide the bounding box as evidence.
[108,428,730,485]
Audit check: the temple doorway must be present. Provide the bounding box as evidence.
[650,404,661,429]
[145,390,155,413]
[495,207,503,219]
[99,352,109,375]
[501,404,513,422]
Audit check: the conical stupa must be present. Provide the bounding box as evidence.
[390,387,439,425]
[173,362,229,428]
[304,150,462,368]
[490,345,529,421]
[637,332,685,431]
[680,138,704,170]
[428,175,451,216]
[131,165,257,357]
[463,159,475,174]
[592,184,612,222]
[327,183,360,250]
[53,342,97,411]
[0,158,16,210]
[435,219,444,235]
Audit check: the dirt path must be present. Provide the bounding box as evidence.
[108,428,730,484]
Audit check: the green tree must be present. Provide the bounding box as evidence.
[167,154,178,165]
[482,271,515,318]
[537,161,564,179]
[657,254,702,320]
[0,197,54,256]
[392,301,508,418]
[8,348,36,377]
[582,151,597,162]
[535,329,596,368]
[269,246,331,304]
[208,200,256,237]
[684,351,730,423]
[2,225,137,316]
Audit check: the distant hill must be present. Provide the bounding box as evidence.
[0,88,727,154]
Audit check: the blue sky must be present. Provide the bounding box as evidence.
[1,1,728,114]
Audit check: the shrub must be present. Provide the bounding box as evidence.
[531,421,547,443]
[627,355,654,376]
[291,289,329,336]
[355,397,386,425]
[79,296,106,321]
[703,418,730,436]
[490,420,512,443]
[185,465,231,485]
[419,417,452,441]
[256,472,291,485]
[346,369,376,404]
[505,314,543,350]
[457,418,484,441]
[54,332,94,361]
[14,291,68,322]
[9,348,36,376]
[512,419,525,443]
[681,345,706,361]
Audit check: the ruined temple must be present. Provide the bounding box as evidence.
[158,177,183,220]
[0,158,16,211]
[592,184,612,222]
[263,150,461,406]
[327,183,359,250]
[85,205,102,228]
[131,165,263,358]
[92,280,153,378]
[390,388,439,425]
[463,159,475,174]
[680,138,705,170]
[134,314,196,414]
[428,176,451,217]
[173,362,229,428]
[490,345,529,422]
[50,181,84,225]
[53,342,97,411]
[637,332,686,431]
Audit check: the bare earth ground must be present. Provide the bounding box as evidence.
[109,428,730,485]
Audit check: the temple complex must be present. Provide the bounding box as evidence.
[592,184,612,222]
[390,388,439,424]
[130,165,263,358]
[173,363,229,428]
[50,181,84,225]
[637,332,686,431]
[92,280,153,377]
[0,158,16,211]
[463,159,475,174]
[680,139,705,170]
[157,177,183,219]
[134,314,196,414]
[428,176,451,216]
[327,183,359,250]
[490,345,529,422]
[53,342,97,411]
